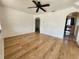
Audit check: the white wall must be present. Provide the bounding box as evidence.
[34,7,77,39]
[0,6,34,37]
[76,29,79,45]
[75,14,79,45]
[0,35,4,59]
[0,7,4,59]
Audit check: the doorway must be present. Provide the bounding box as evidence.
[35,17,40,33]
[64,12,79,40]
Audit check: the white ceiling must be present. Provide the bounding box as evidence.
[0,0,78,14]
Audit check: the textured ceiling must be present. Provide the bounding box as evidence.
[0,0,78,14]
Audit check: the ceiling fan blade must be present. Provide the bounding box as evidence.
[32,0,37,5]
[28,7,37,8]
[36,8,39,13]
[40,7,46,12]
[41,4,50,7]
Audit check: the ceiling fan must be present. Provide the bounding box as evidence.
[28,0,50,13]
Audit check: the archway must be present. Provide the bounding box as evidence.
[35,17,40,33]
[64,12,79,41]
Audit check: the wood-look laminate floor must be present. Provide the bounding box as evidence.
[4,33,79,59]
